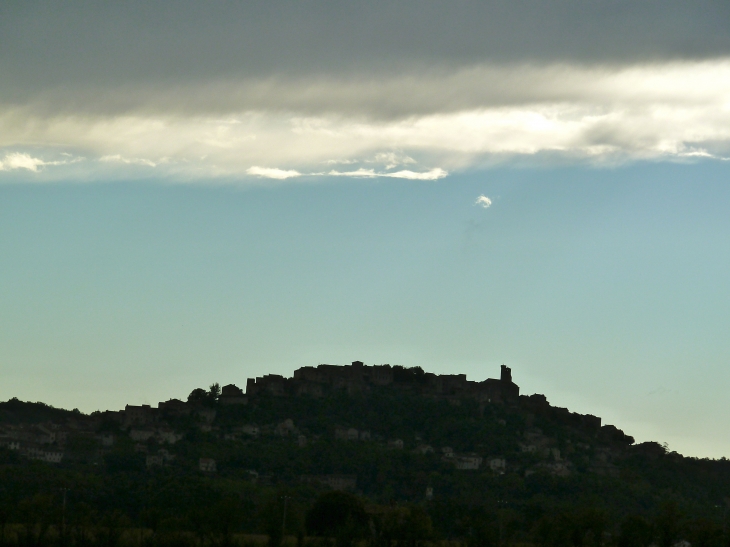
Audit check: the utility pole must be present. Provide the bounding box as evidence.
[60,488,69,545]
[281,496,291,543]
[497,499,507,547]
[0,487,6,547]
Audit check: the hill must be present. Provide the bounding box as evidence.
[1,363,729,547]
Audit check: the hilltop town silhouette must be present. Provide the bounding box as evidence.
[150,362,608,436]
[246,361,520,403]
[2,361,729,547]
[1,362,636,470]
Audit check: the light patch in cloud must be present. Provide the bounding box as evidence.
[0,152,82,173]
[323,159,358,165]
[373,152,416,169]
[322,153,415,169]
[246,166,301,179]
[383,168,447,180]
[100,154,159,167]
[327,168,447,180]
[0,152,48,172]
[475,195,492,208]
[327,168,379,178]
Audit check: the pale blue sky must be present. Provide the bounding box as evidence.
[2,2,730,457]
[2,160,730,456]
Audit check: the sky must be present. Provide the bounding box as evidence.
[1,2,730,457]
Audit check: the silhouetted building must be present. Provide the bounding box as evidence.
[124,404,156,427]
[158,399,190,417]
[219,384,247,405]
[246,362,520,403]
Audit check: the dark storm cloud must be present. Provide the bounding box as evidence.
[2,2,730,178]
[1,1,729,95]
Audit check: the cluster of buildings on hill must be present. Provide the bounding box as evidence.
[246,362,521,403]
[0,417,100,464]
[241,363,614,449]
[1,362,629,480]
[0,388,231,465]
[115,363,521,435]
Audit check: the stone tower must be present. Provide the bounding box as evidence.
[500,364,512,383]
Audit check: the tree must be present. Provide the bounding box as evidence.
[686,517,723,547]
[260,494,303,547]
[187,384,220,406]
[655,501,683,547]
[217,496,246,547]
[618,515,654,547]
[97,510,131,547]
[571,508,607,547]
[17,494,56,547]
[208,383,221,401]
[69,502,96,547]
[188,388,209,405]
[0,491,13,547]
[202,496,246,547]
[306,491,369,543]
[380,506,433,547]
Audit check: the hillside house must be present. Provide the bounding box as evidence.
[129,429,155,442]
[124,405,155,427]
[98,433,114,447]
[36,425,56,443]
[20,444,64,463]
[489,458,507,473]
[0,440,20,451]
[303,474,357,491]
[388,439,404,449]
[455,454,483,470]
[219,384,247,405]
[158,399,190,417]
[157,429,183,444]
[158,449,175,462]
[526,461,571,477]
[146,454,164,468]
[324,474,357,490]
[335,427,359,441]
[40,450,64,463]
[240,424,259,437]
[199,458,217,472]
[276,419,296,436]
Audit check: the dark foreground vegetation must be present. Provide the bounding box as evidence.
[1,486,729,547]
[2,368,730,547]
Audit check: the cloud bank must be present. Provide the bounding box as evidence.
[3,2,729,91]
[1,3,729,181]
